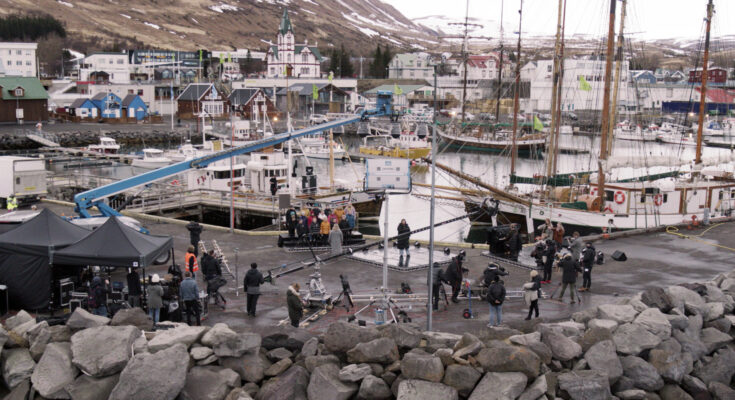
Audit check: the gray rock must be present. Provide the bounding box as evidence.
[346,337,399,364]
[659,384,693,400]
[357,375,392,400]
[621,356,664,392]
[692,347,735,386]
[703,317,731,333]
[708,382,735,400]
[469,372,527,400]
[699,327,730,354]
[0,326,7,349]
[615,389,647,400]
[180,367,231,400]
[66,308,110,330]
[598,304,639,324]
[657,339,683,356]
[147,324,207,352]
[648,349,693,383]
[109,343,189,400]
[2,348,35,389]
[307,363,358,400]
[198,354,218,366]
[442,364,481,398]
[613,323,662,355]
[579,327,614,352]
[422,331,462,349]
[527,341,553,364]
[671,330,707,361]
[65,374,120,400]
[71,325,139,377]
[541,327,582,361]
[721,278,735,292]
[264,358,293,377]
[629,298,649,313]
[700,303,724,322]
[585,340,623,384]
[298,337,318,360]
[224,388,253,400]
[324,321,379,353]
[377,324,422,349]
[572,307,599,324]
[255,365,309,400]
[680,375,708,398]
[401,351,445,382]
[191,346,214,361]
[686,314,703,336]
[539,321,586,337]
[557,370,612,400]
[110,307,153,331]
[339,363,372,382]
[201,325,259,358]
[266,347,293,362]
[588,319,619,333]
[433,348,454,366]
[475,345,540,378]
[452,332,483,359]
[220,351,269,383]
[261,329,314,352]
[519,375,548,400]
[198,367,241,388]
[31,342,77,399]
[633,308,672,340]
[4,310,33,331]
[304,354,340,373]
[666,286,705,310]
[665,313,690,331]
[509,331,542,346]
[397,379,458,400]
[640,287,674,313]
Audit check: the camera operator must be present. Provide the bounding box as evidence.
[579,242,596,292]
[542,239,556,284]
[502,224,522,261]
[530,240,545,271]
[444,250,467,303]
[483,262,508,288]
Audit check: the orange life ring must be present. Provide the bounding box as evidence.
[604,205,614,213]
[653,194,663,206]
[614,191,625,204]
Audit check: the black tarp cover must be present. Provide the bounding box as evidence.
[0,208,91,310]
[52,216,173,268]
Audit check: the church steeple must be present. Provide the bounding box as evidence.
[279,8,293,35]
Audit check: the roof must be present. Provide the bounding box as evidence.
[177,83,213,101]
[229,88,262,105]
[91,92,109,101]
[269,45,278,60]
[364,84,427,95]
[70,98,93,108]
[122,94,142,107]
[277,83,346,96]
[0,208,90,255]
[295,45,322,61]
[0,76,48,100]
[279,8,293,35]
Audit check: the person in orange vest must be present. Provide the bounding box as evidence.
[184,245,199,279]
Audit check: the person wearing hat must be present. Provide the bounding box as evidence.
[147,274,164,323]
[186,221,203,256]
[523,270,542,320]
[244,263,265,317]
[483,262,508,287]
[444,254,464,303]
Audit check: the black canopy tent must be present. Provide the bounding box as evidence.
[0,208,91,310]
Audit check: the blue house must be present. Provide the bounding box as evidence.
[91,92,122,118]
[121,94,148,120]
[69,98,98,119]
[631,70,657,84]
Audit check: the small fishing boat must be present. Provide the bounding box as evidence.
[132,149,172,169]
[87,137,120,154]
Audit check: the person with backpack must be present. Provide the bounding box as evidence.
[487,275,506,327]
[244,263,265,317]
[88,276,109,317]
[146,274,164,324]
[579,242,596,292]
[557,252,582,303]
[179,271,201,326]
[523,270,542,320]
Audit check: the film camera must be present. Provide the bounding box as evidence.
[486,224,513,257]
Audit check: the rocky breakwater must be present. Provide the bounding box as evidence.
[1,270,735,400]
[0,129,183,150]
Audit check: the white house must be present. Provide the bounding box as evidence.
[0,42,38,77]
[79,52,131,84]
[266,9,322,78]
[388,53,436,79]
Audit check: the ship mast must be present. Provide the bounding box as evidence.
[545,0,564,182]
[596,0,617,211]
[460,0,470,127]
[551,0,567,178]
[494,0,505,122]
[510,0,524,183]
[695,0,714,166]
[608,0,627,155]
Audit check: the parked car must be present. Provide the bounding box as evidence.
[309,114,329,124]
[478,113,496,121]
[562,111,578,121]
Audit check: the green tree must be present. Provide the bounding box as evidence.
[328,47,340,77]
[369,45,382,78]
[381,46,392,78]
[339,45,354,77]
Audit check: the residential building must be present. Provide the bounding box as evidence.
[388,53,436,80]
[69,98,97,119]
[631,70,657,84]
[689,67,728,85]
[228,88,277,119]
[79,52,131,84]
[0,42,38,77]
[364,84,434,109]
[232,77,359,111]
[276,83,348,114]
[211,49,266,61]
[91,92,122,118]
[176,83,228,119]
[266,9,323,78]
[128,49,202,82]
[66,93,147,120]
[121,94,148,120]
[0,76,48,122]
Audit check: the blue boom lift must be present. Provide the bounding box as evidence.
[73,94,395,219]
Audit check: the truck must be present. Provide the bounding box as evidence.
[0,156,47,207]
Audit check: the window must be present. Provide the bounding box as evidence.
[302,53,308,63]
[25,50,31,56]
[138,89,144,96]
[128,89,134,94]
[6,61,10,66]
[117,59,124,64]
[547,65,552,72]
[16,61,21,65]
[417,61,422,67]
[287,54,291,62]
[25,61,31,66]
[16,50,21,55]
[270,67,275,75]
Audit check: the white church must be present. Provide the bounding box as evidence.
[266,9,323,78]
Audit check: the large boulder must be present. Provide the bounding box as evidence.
[339,363,372,382]
[666,286,705,310]
[264,358,293,377]
[29,324,71,361]
[557,370,612,400]
[256,365,309,400]
[671,330,707,361]
[304,354,340,373]
[261,328,314,352]
[579,327,614,352]
[377,324,422,349]
[2,348,36,389]
[612,323,662,355]
[400,351,445,382]
[65,374,120,400]
[665,313,690,331]
[179,367,232,400]
[108,343,189,400]
[701,303,725,322]
[357,375,392,400]
[659,384,694,400]
[648,349,693,383]
[71,325,139,377]
[452,333,483,360]
[708,382,735,400]
[692,347,735,386]
[598,304,639,323]
[699,327,731,354]
[266,347,293,362]
[680,375,709,399]
[508,332,541,347]
[147,324,207,352]
[201,324,261,358]
[219,352,269,383]
[422,331,462,349]
[307,363,358,400]
[298,337,319,360]
[346,338,399,364]
[588,319,619,333]
[31,342,78,399]
[65,308,110,330]
[633,308,672,340]
[519,375,548,400]
[324,322,379,353]
[5,310,33,331]
[584,340,623,384]
[541,328,582,361]
[475,345,540,378]
[640,287,674,313]
[621,356,664,392]
[442,364,481,398]
[468,372,527,400]
[110,307,153,331]
[397,379,458,400]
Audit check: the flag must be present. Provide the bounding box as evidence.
[227,52,231,63]
[579,75,592,91]
[394,84,403,95]
[199,50,202,62]
[533,115,544,131]
[312,84,319,100]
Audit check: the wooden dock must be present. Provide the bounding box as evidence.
[41,147,141,164]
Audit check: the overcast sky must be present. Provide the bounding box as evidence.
[385,0,735,41]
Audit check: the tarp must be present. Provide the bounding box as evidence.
[52,217,173,268]
[0,208,91,310]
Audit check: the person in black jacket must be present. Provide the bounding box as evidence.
[524,270,542,320]
[557,253,582,303]
[542,239,556,284]
[244,263,265,317]
[287,283,304,327]
[483,263,508,287]
[487,275,506,326]
[397,219,411,267]
[126,268,142,308]
[285,208,298,237]
[186,221,203,256]
[429,263,447,311]
[579,242,596,292]
[89,276,109,317]
[444,255,464,303]
[504,224,522,261]
[201,250,221,281]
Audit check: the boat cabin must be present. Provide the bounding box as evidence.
[246,152,289,194]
